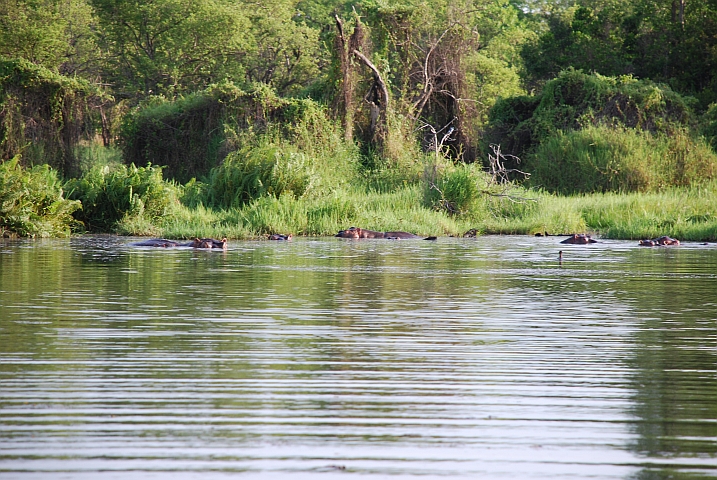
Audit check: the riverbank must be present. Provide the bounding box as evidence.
[120,182,717,242]
[3,156,716,241]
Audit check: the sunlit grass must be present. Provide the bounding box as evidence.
[130,180,717,242]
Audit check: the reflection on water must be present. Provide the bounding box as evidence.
[1,235,716,479]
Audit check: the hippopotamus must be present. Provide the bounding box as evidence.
[188,237,228,249]
[131,239,184,247]
[268,234,292,241]
[131,237,227,249]
[560,234,598,244]
[336,227,437,240]
[639,236,680,246]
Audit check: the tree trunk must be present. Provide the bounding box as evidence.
[334,15,354,143]
[352,49,389,143]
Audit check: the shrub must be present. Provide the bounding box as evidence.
[0,156,81,237]
[483,69,697,163]
[0,58,108,177]
[701,103,717,152]
[528,126,717,194]
[424,162,485,215]
[205,145,316,208]
[120,82,357,184]
[65,163,180,232]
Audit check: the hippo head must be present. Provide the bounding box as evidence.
[336,227,361,238]
[190,237,228,249]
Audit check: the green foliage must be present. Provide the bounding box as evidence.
[204,115,357,209]
[0,156,81,237]
[65,163,181,232]
[423,157,538,223]
[205,146,316,208]
[243,0,324,96]
[424,162,484,215]
[528,125,717,194]
[701,103,717,153]
[120,87,233,183]
[520,0,717,108]
[121,83,355,183]
[91,0,251,97]
[0,58,107,176]
[0,0,98,75]
[72,144,123,176]
[485,69,696,160]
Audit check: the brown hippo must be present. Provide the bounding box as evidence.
[560,234,598,244]
[639,236,680,246]
[131,239,184,247]
[336,227,437,240]
[268,234,292,241]
[188,237,228,249]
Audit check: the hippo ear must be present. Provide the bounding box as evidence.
[195,237,201,242]
[221,238,227,243]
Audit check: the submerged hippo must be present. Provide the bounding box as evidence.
[639,236,680,246]
[188,237,228,249]
[131,239,184,248]
[560,234,598,244]
[131,237,227,249]
[268,234,292,241]
[336,227,437,240]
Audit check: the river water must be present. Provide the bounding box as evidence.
[1,235,716,479]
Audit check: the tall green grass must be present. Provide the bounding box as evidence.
[0,156,81,237]
[65,163,182,233]
[528,126,717,194]
[478,185,717,241]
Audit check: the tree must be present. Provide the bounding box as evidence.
[0,0,99,76]
[91,0,252,97]
[332,0,530,161]
[241,0,324,96]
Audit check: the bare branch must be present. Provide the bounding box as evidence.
[351,49,389,111]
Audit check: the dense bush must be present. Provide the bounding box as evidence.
[701,103,717,152]
[484,69,696,161]
[0,58,107,177]
[0,156,81,237]
[424,163,483,215]
[120,83,354,184]
[65,163,181,232]
[528,126,717,194]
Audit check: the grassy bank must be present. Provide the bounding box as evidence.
[480,185,717,241]
[124,181,717,242]
[4,148,716,241]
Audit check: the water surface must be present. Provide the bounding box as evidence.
[1,235,716,479]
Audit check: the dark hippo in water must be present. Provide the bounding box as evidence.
[639,236,680,246]
[336,227,436,240]
[560,234,598,244]
[131,239,185,247]
[268,234,292,241]
[188,237,228,249]
[131,237,227,249]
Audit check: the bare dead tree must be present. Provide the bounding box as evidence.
[334,15,355,142]
[352,49,389,144]
[482,144,536,203]
[417,118,456,162]
[334,15,391,148]
[487,144,530,186]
